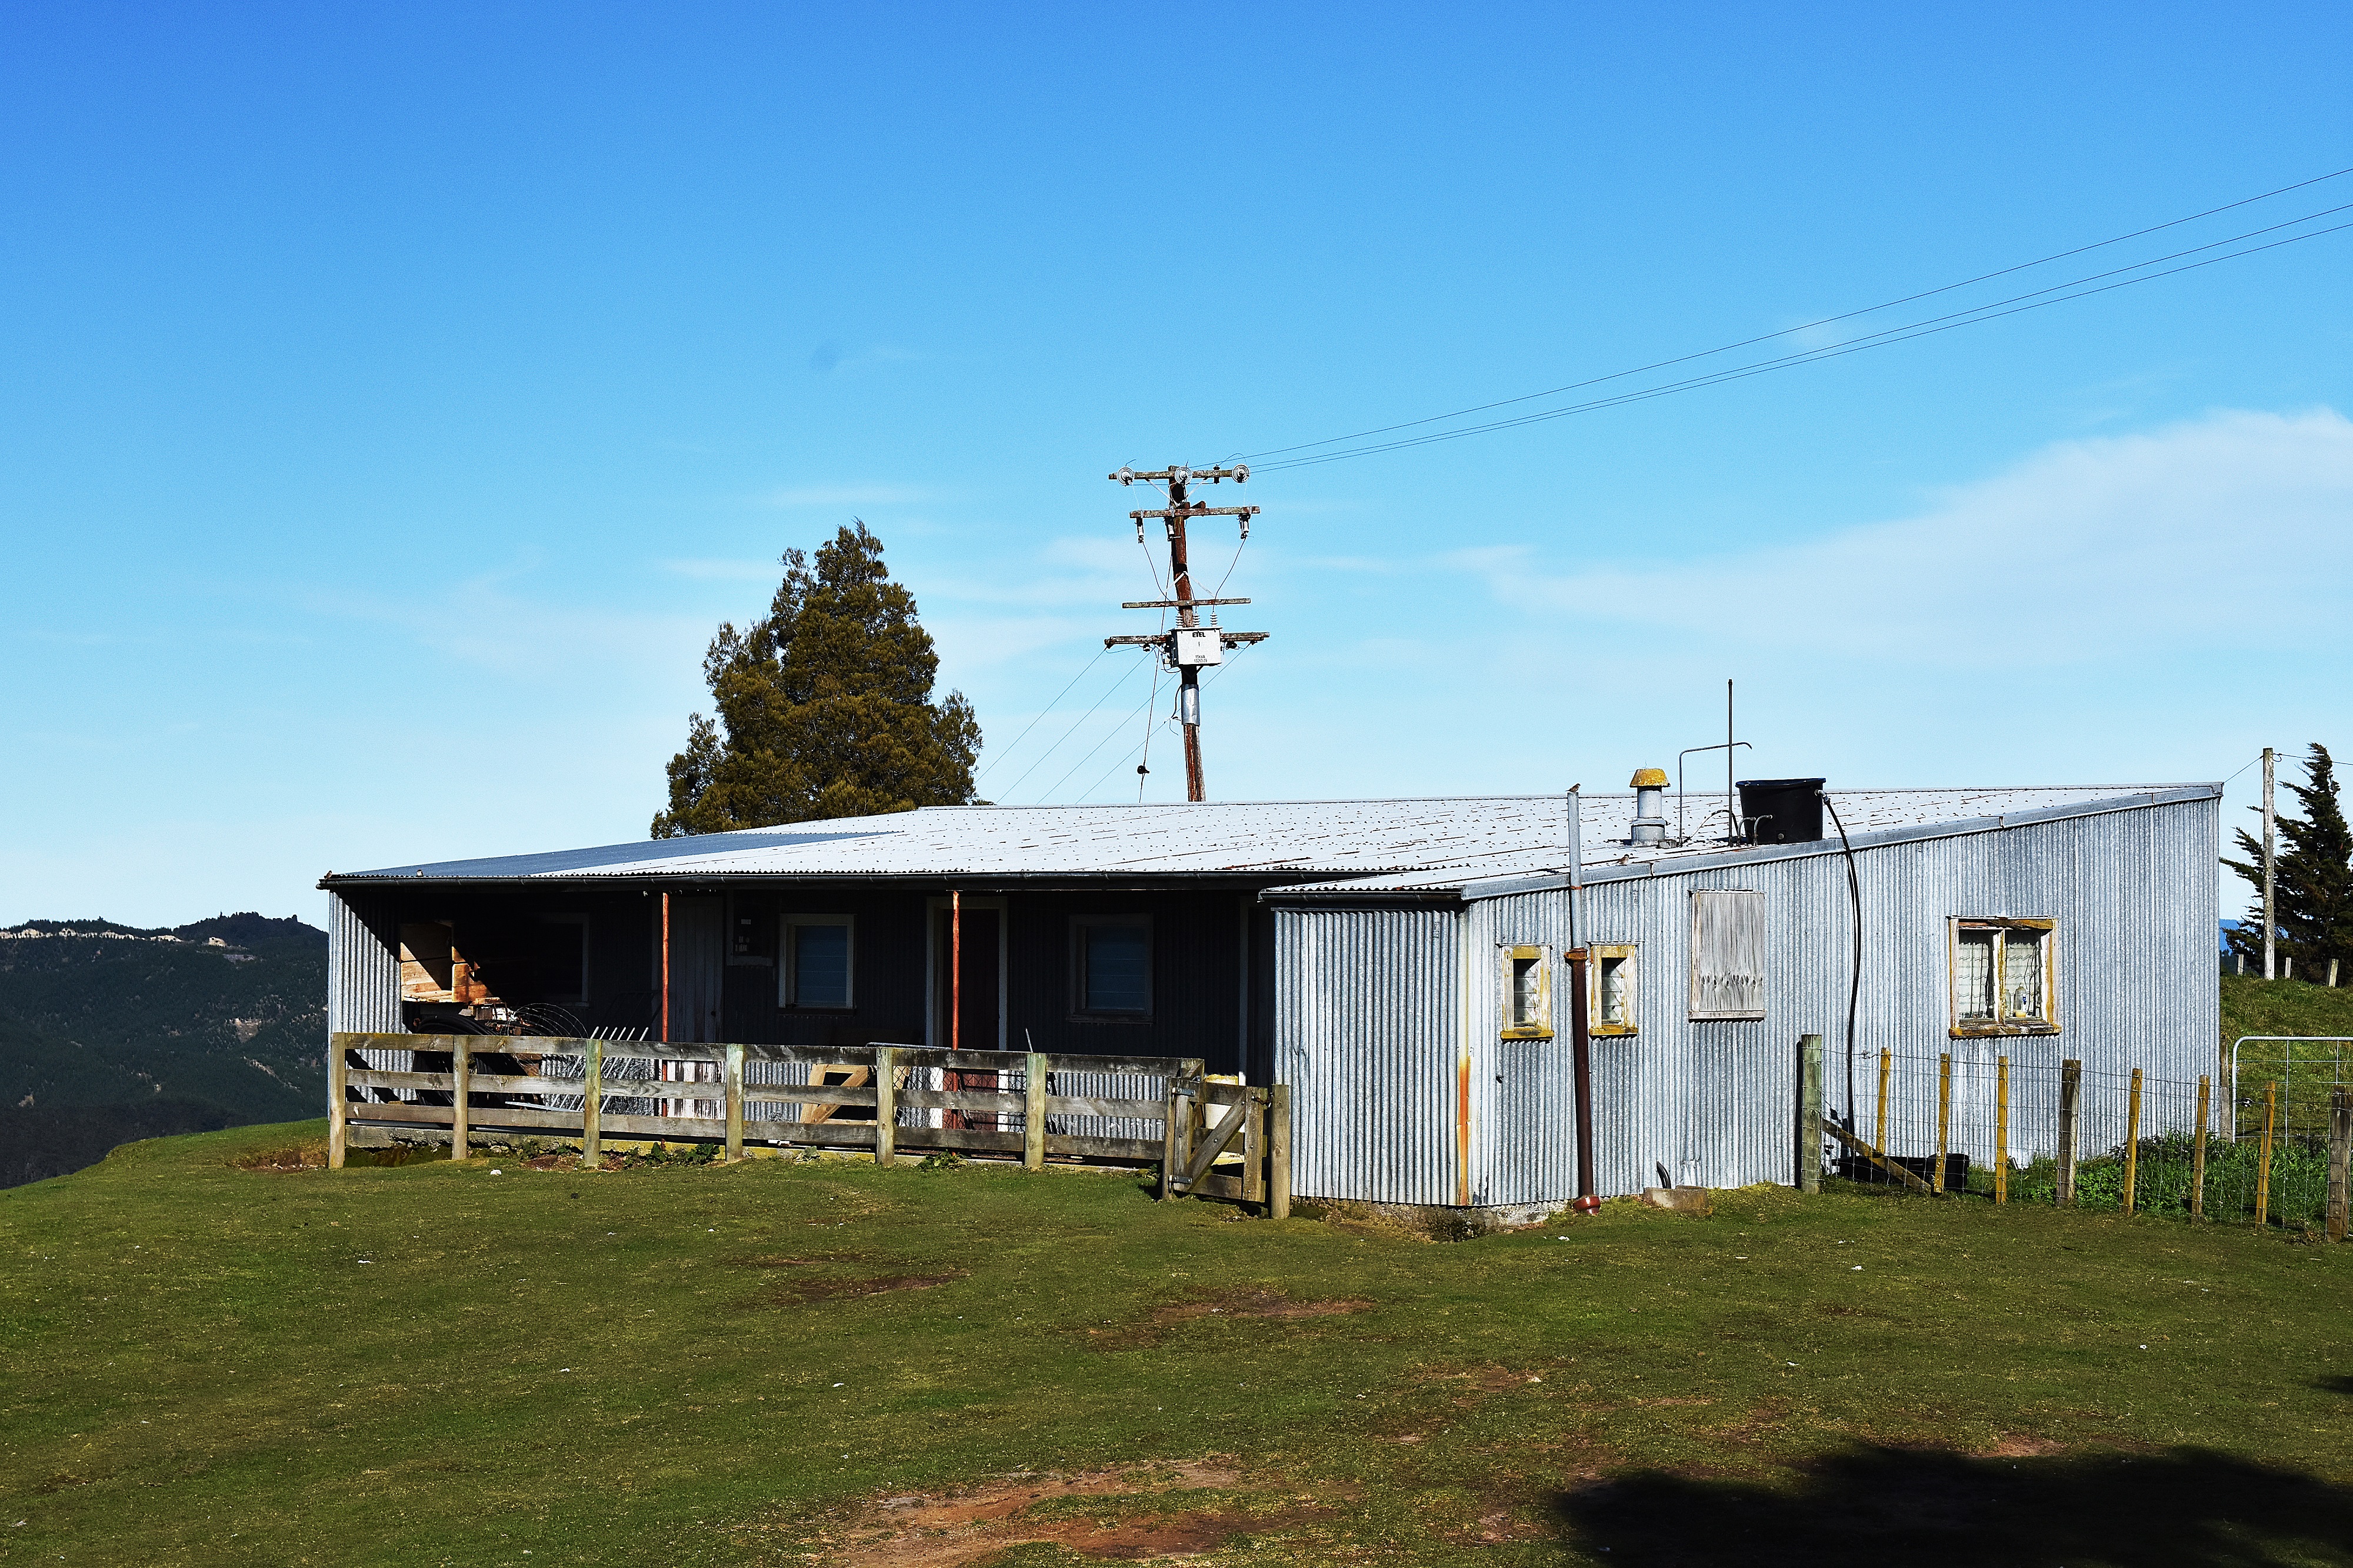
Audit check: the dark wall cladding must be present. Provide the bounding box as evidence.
[356,881,1265,1074]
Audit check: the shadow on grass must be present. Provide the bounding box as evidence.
[2315,1374,2353,1396]
[1554,1444,2353,1566]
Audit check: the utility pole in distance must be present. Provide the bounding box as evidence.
[1106,463,1268,802]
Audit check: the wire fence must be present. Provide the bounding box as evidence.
[1828,1042,2352,1235]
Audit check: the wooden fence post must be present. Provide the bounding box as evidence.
[1269,1083,1292,1220]
[2328,1086,2351,1243]
[874,1045,897,1166]
[328,1035,349,1170]
[1994,1055,2009,1205]
[2191,1074,2210,1220]
[1161,1080,1195,1200]
[1875,1048,1892,1157]
[1241,1087,1266,1205]
[725,1043,744,1163]
[1934,1052,1952,1195]
[451,1037,471,1160]
[2257,1080,2277,1227]
[2057,1059,2081,1207]
[581,1037,602,1169]
[1796,1034,1823,1195]
[2122,1067,2143,1217]
[1023,1052,1048,1172]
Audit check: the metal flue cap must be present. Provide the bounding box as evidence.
[1629,768,1668,789]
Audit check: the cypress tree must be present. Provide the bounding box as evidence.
[652,522,981,835]
[2222,743,2353,977]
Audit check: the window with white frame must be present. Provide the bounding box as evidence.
[781,915,855,1009]
[1950,918,2055,1035]
[1588,944,1637,1036]
[1500,945,1552,1039]
[1689,890,1765,1020]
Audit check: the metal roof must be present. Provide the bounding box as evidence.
[1274,785,2223,899]
[322,785,2216,889]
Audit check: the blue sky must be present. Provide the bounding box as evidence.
[3,2,2348,926]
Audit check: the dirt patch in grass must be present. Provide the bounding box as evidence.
[761,1272,964,1306]
[1085,1287,1372,1348]
[232,1142,328,1172]
[807,1461,1337,1566]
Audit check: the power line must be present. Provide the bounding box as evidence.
[1036,679,1164,802]
[998,656,1146,800]
[1254,216,2353,472]
[1076,649,1254,803]
[1239,167,2353,470]
[974,645,1111,784]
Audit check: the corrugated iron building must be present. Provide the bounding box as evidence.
[322,782,2219,1210]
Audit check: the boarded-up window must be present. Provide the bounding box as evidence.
[1689,891,1765,1020]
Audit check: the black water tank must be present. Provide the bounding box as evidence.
[1737,778,1826,844]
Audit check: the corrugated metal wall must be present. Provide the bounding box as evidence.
[328,889,406,1095]
[1274,796,2218,1207]
[1275,905,1463,1206]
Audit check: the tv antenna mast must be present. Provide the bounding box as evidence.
[1105,463,1268,802]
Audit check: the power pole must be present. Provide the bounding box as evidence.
[2262,745,2277,980]
[1106,463,1268,802]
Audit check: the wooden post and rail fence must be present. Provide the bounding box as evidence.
[328,1032,1290,1215]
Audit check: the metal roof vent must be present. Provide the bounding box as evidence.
[1630,768,1668,845]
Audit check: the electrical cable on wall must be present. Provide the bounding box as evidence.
[1821,790,1865,1135]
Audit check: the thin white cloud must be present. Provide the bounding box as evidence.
[1474,408,2353,666]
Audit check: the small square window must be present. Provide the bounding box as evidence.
[1072,917,1151,1017]
[782,916,855,1009]
[1501,945,1552,1039]
[1588,944,1637,1036]
[1951,919,2055,1036]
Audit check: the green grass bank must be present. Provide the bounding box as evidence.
[6,1120,2353,1566]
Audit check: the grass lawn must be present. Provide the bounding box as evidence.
[4,1123,2352,1567]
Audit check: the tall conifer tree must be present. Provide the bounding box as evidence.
[652,522,980,835]
[2222,743,2353,976]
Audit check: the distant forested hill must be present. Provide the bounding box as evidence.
[0,914,326,1186]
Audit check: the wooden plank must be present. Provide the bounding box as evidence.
[1795,1034,1825,1193]
[2056,1059,2081,1207]
[2122,1066,2142,1216]
[873,1046,896,1166]
[1242,1086,1265,1205]
[328,1039,349,1170]
[1819,1116,1934,1196]
[1933,1052,1951,1195]
[582,1038,603,1169]
[1874,1048,1892,1156]
[1042,1095,1169,1120]
[1269,1084,1292,1220]
[1161,1087,1186,1200]
[1023,1053,1047,1173]
[1188,1171,1245,1202]
[344,1068,581,1098]
[2191,1073,2209,1220]
[1995,1056,2010,1205]
[451,1039,471,1160]
[725,1043,744,1163]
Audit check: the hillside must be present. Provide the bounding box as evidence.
[0,915,326,1185]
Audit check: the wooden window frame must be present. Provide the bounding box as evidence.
[1689,889,1767,1021]
[1588,943,1638,1036]
[1499,944,1554,1040]
[780,913,856,1011]
[1069,914,1154,1020]
[1948,917,2058,1037]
